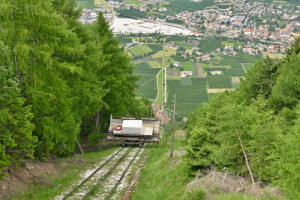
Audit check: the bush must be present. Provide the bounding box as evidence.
[182,187,206,200]
[88,132,105,147]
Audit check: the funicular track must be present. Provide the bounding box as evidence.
[62,147,142,200]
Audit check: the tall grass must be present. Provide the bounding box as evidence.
[131,133,193,200]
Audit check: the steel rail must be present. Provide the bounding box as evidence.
[105,147,142,200]
[81,148,132,200]
[63,147,124,200]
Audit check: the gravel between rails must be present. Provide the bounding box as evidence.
[55,147,144,200]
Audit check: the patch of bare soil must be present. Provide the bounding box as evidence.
[185,170,283,199]
[176,130,186,138]
[0,161,58,200]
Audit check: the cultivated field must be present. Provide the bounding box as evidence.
[163,0,214,13]
[167,78,208,116]
[135,63,160,101]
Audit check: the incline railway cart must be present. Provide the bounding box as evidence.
[107,117,160,146]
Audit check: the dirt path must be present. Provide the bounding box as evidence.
[193,63,205,78]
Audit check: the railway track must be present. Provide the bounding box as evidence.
[61,147,142,200]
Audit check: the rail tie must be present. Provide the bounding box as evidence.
[63,147,124,200]
[105,147,142,200]
[81,148,132,200]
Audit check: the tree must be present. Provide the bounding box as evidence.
[92,12,139,126]
[0,42,36,179]
[270,104,300,199]
[238,57,280,103]
[0,0,84,158]
[271,39,300,111]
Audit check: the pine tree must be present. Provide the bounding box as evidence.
[0,0,84,158]
[0,42,36,179]
[92,12,139,125]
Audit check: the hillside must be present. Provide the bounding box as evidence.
[185,38,300,199]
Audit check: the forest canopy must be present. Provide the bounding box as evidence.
[0,0,150,177]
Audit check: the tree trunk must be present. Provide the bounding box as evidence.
[95,111,100,134]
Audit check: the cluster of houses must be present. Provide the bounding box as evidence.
[78,0,299,46]
[170,1,299,44]
[79,8,114,25]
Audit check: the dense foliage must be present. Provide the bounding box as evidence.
[0,0,150,177]
[185,38,300,199]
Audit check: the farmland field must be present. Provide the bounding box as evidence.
[147,61,162,68]
[242,63,254,70]
[95,0,110,7]
[151,47,176,59]
[156,69,164,104]
[225,68,245,76]
[181,77,191,85]
[163,0,214,13]
[262,52,285,59]
[206,76,233,89]
[182,61,193,71]
[147,44,163,52]
[135,63,160,101]
[77,0,95,9]
[126,0,144,5]
[117,8,147,19]
[118,37,133,44]
[167,78,208,116]
[197,40,223,53]
[129,45,153,57]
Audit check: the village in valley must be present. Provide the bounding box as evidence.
[77,0,299,117]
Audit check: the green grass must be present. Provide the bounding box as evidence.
[118,37,133,44]
[151,47,176,59]
[135,63,160,101]
[129,44,153,57]
[77,0,95,9]
[179,45,194,50]
[148,60,162,68]
[156,69,164,104]
[95,0,110,7]
[214,193,274,200]
[126,0,144,5]
[206,76,233,89]
[14,146,120,199]
[222,41,234,46]
[132,131,193,200]
[182,61,193,71]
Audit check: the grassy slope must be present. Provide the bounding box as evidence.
[156,69,164,105]
[132,132,192,200]
[132,130,278,200]
[14,146,120,199]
